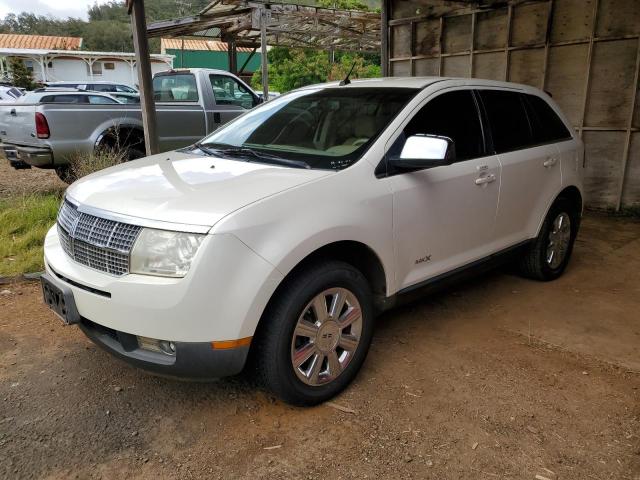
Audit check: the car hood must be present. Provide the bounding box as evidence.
[67,151,332,230]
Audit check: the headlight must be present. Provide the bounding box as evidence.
[130,228,205,278]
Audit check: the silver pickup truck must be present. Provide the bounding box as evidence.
[0,69,259,180]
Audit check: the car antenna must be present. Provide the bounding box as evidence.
[339,61,357,86]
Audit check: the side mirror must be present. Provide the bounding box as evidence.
[389,134,455,170]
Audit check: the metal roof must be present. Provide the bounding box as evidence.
[160,38,254,53]
[0,34,83,50]
[0,47,173,63]
[148,0,380,52]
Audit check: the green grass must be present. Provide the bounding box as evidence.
[0,193,63,277]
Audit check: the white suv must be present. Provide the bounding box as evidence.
[41,78,583,405]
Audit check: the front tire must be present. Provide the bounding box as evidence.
[519,197,579,281]
[254,261,374,406]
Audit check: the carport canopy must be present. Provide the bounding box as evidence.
[147,0,381,99]
[146,0,381,52]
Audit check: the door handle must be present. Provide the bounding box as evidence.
[543,157,557,168]
[475,174,496,185]
[10,109,16,116]
[213,112,221,124]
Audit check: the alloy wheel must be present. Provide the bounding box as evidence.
[546,212,571,269]
[290,287,363,386]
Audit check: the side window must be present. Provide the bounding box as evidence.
[479,90,532,154]
[91,84,116,92]
[209,74,256,109]
[523,94,572,144]
[88,95,118,104]
[395,90,485,161]
[41,95,84,104]
[153,74,198,102]
[116,85,136,93]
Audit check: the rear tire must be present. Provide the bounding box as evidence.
[254,261,374,406]
[519,197,579,281]
[123,146,145,161]
[55,166,76,184]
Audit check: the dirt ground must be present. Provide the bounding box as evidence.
[0,213,639,479]
[0,159,66,197]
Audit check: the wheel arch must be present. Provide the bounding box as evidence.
[247,239,388,368]
[535,185,583,237]
[256,240,387,325]
[557,185,583,213]
[94,124,145,152]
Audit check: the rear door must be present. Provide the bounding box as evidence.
[387,88,501,289]
[478,89,562,248]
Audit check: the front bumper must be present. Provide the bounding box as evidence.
[79,318,249,380]
[43,224,284,378]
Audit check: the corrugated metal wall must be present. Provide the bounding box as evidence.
[385,0,640,210]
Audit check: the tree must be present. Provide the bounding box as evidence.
[317,0,371,11]
[8,57,35,89]
[0,0,211,53]
[251,46,381,93]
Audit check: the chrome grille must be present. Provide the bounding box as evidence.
[57,199,142,276]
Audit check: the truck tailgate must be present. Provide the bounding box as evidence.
[0,103,41,146]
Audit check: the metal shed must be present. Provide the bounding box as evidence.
[381,0,640,210]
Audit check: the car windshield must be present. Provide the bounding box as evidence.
[200,87,417,170]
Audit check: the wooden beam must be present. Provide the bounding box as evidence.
[504,4,513,81]
[616,37,640,210]
[381,0,389,76]
[578,0,600,144]
[238,46,257,74]
[541,0,554,90]
[129,0,159,156]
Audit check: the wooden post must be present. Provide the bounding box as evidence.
[504,5,513,81]
[260,8,269,100]
[128,0,159,155]
[381,0,389,76]
[181,38,185,68]
[616,37,640,211]
[227,39,238,74]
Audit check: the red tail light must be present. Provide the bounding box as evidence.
[35,112,50,139]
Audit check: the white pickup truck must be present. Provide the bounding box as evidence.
[0,69,259,180]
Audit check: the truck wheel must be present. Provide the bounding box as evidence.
[254,261,374,406]
[55,166,76,184]
[519,198,579,281]
[124,146,144,161]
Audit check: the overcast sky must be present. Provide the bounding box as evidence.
[0,0,112,20]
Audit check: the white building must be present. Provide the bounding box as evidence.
[0,34,173,86]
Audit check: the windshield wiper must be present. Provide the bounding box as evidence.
[192,142,221,156]
[218,147,310,169]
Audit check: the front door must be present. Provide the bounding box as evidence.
[387,89,501,290]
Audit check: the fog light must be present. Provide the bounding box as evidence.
[159,340,176,355]
[137,336,176,356]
